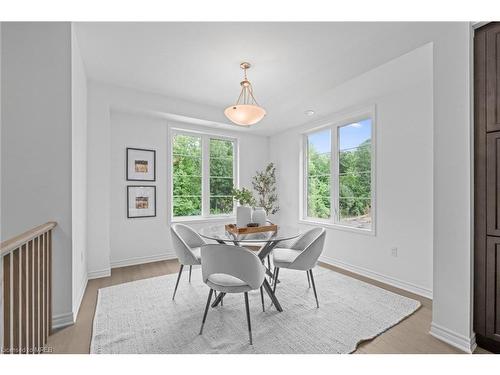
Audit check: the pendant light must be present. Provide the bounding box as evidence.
[224,62,266,126]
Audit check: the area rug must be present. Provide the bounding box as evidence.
[90,266,420,354]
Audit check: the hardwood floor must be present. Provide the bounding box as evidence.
[47,259,488,354]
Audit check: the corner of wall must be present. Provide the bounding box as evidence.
[71,23,90,320]
[72,272,88,322]
[430,322,476,353]
[52,312,75,331]
[430,22,474,351]
[86,81,112,283]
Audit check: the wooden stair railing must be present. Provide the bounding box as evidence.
[1,222,56,354]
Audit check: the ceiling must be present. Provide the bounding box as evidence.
[75,22,433,136]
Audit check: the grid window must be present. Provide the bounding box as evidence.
[304,115,374,232]
[171,132,236,219]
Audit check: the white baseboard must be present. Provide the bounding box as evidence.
[87,268,111,280]
[319,255,433,299]
[52,312,74,330]
[87,252,177,280]
[430,322,477,353]
[73,275,88,322]
[110,252,176,269]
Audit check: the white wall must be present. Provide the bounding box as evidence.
[429,23,474,353]
[110,112,167,266]
[1,23,73,324]
[88,82,269,276]
[86,82,112,278]
[270,44,434,297]
[71,25,88,320]
[109,111,268,267]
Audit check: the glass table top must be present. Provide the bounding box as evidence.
[198,224,302,243]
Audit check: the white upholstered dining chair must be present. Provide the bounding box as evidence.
[271,227,326,308]
[170,223,206,300]
[199,244,266,345]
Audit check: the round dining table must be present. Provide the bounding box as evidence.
[198,224,302,312]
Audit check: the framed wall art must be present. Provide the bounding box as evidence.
[126,147,156,181]
[127,185,156,218]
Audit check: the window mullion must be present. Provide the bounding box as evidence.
[202,135,210,217]
[331,125,339,224]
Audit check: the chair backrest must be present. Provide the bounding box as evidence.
[289,228,326,270]
[290,227,324,251]
[170,224,206,265]
[201,244,265,290]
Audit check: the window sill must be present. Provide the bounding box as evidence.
[298,218,376,236]
[171,216,235,225]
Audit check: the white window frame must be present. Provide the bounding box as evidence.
[299,105,376,235]
[169,127,239,223]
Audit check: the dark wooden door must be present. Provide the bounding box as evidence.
[487,132,500,236]
[486,24,500,132]
[486,237,500,341]
[475,22,500,353]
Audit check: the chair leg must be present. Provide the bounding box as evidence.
[267,255,272,283]
[244,292,253,345]
[309,269,319,308]
[307,271,311,288]
[260,286,265,312]
[172,264,184,300]
[199,288,214,335]
[189,265,192,283]
[212,288,223,307]
[273,267,280,293]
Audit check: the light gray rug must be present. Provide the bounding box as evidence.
[90,266,420,354]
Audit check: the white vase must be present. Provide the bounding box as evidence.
[252,207,267,226]
[236,205,252,228]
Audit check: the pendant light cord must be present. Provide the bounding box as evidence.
[233,63,261,106]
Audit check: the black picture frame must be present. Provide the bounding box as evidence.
[126,147,156,181]
[127,185,157,218]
